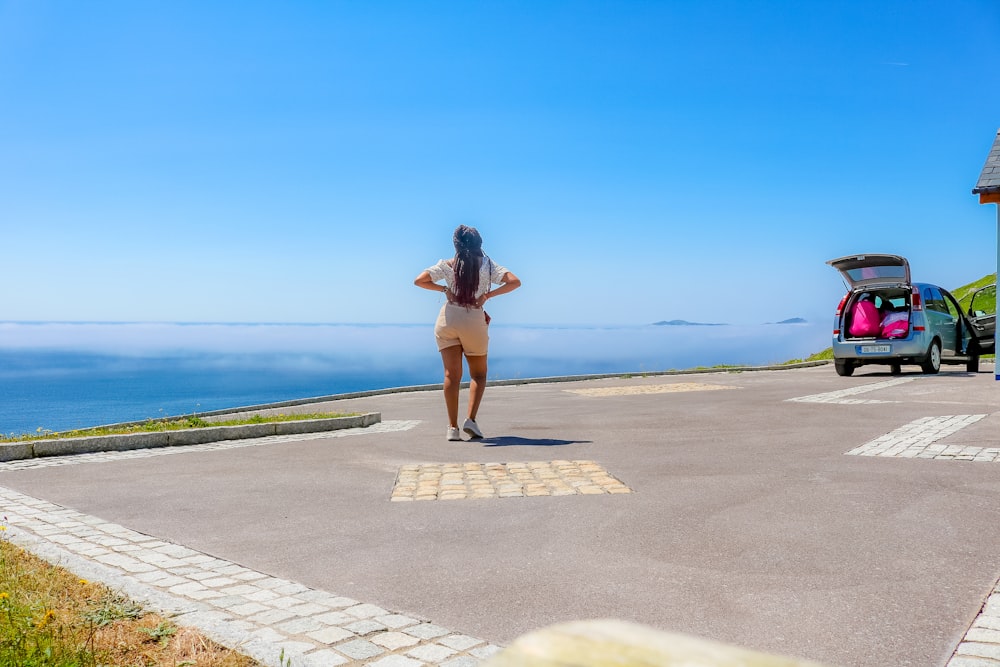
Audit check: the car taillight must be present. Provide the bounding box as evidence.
[833,293,849,335]
[911,286,922,310]
[835,294,848,316]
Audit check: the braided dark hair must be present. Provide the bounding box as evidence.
[451,225,483,307]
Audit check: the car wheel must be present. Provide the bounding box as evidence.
[835,360,855,377]
[967,354,980,373]
[920,340,942,374]
[890,363,902,375]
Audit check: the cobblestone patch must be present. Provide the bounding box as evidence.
[786,377,914,404]
[0,421,421,472]
[948,575,1000,666]
[390,460,633,501]
[0,484,500,667]
[564,382,740,397]
[846,415,994,460]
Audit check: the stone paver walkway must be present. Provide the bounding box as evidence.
[948,575,1000,666]
[0,483,501,667]
[389,460,633,501]
[846,415,995,461]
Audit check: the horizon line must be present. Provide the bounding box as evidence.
[0,319,814,328]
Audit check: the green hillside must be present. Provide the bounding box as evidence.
[805,272,996,362]
[954,273,996,313]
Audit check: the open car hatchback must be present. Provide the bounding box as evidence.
[827,254,987,376]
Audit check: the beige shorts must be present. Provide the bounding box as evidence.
[435,303,489,356]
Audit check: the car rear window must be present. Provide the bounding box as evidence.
[843,265,907,282]
[875,296,906,309]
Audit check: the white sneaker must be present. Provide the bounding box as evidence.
[462,419,484,439]
[447,427,462,441]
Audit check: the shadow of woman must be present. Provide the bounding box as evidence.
[480,436,591,447]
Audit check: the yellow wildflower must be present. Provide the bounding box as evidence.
[0,592,9,600]
[36,609,55,629]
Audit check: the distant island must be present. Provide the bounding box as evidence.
[769,317,808,324]
[652,319,728,327]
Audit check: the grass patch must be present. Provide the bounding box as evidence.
[805,348,834,361]
[953,273,996,310]
[0,531,257,666]
[2,412,356,443]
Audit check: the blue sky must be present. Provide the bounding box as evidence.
[2,1,998,327]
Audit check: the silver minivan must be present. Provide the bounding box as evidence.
[827,254,981,376]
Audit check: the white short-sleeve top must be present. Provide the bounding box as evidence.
[426,256,509,299]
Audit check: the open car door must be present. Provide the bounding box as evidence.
[968,283,996,354]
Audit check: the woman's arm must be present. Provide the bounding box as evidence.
[414,271,451,297]
[476,271,521,307]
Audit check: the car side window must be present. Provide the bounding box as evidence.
[970,285,996,317]
[923,287,939,313]
[925,287,948,314]
[942,292,961,319]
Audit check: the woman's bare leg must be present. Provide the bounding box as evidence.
[465,353,488,422]
[440,345,464,428]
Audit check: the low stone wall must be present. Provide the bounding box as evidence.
[0,413,381,463]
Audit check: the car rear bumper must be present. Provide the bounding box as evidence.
[832,337,928,362]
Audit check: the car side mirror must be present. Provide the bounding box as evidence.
[974,310,987,317]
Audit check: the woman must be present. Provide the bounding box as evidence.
[414,225,521,441]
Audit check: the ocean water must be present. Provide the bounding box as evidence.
[0,321,829,435]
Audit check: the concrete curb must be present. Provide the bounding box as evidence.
[0,413,381,463]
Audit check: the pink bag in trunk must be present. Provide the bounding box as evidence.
[880,311,909,338]
[848,299,880,337]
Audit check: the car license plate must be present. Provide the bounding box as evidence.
[860,344,891,354]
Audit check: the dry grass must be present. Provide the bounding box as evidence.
[0,539,259,666]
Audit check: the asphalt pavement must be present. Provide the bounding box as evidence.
[1,363,999,667]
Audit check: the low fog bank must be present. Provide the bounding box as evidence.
[0,321,828,367]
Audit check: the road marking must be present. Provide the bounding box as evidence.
[0,420,421,472]
[565,383,740,397]
[846,415,995,460]
[787,377,914,404]
[0,484,500,667]
[390,460,633,501]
